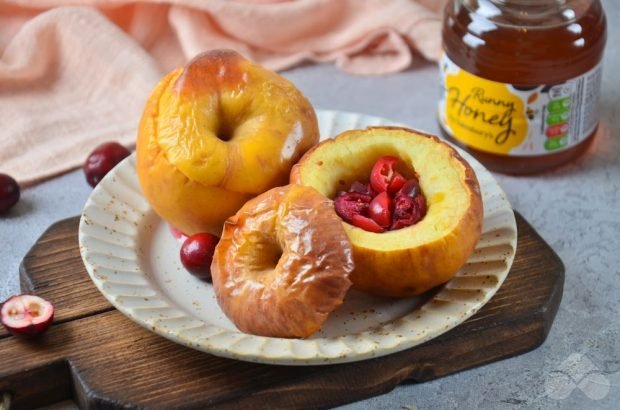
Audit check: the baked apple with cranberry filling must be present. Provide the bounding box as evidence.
[291,127,483,297]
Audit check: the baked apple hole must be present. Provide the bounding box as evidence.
[215,119,236,142]
[251,239,283,273]
[215,98,255,142]
[321,144,416,200]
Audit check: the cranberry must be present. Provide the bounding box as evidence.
[334,192,372,223]
[349,181,375,197]
[370,156,400,193]
[391,194,427,230]
[351,214,385,233]
[84,142,131,187]
[368,191,392,228]
[387,173,407,194]
[1,295,54,338]
[335,158,428,233]
[413,194,427,216]
[180,233,219,281]
[396,178,421,199]
[0,173,20,213]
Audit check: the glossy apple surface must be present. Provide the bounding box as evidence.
[211,185,354,338]
[137,50,319,236]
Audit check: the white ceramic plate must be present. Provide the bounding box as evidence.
[79,110,517,365]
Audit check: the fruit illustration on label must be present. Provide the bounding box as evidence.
[443,68,528,155]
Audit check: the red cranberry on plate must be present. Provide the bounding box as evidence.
[180,233,219,281]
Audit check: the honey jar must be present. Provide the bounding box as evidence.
[438,0,607,174]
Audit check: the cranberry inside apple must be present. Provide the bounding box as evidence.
[334,156,427,232]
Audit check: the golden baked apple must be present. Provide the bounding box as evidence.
[212,184,354,338]
[137,50,319,236]
[291,127,483,297]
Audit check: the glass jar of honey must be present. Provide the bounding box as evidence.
[438,0,607,174]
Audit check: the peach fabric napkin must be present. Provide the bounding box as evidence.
[0,0,446,186]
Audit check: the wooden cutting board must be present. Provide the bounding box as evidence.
[0,212,563,409]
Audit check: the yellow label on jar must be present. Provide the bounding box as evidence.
[440,57,528,154]
[438,53,602,156]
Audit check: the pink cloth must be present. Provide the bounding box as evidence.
[0,0,445,186]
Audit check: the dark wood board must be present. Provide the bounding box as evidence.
[0,213,564,409]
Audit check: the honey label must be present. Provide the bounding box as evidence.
[438,53,602,156]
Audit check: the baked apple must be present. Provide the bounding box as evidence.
[137,50,319,236]
[211,184,354,338]
[291,127,483,297]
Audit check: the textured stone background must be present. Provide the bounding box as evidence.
[1,1,618,409]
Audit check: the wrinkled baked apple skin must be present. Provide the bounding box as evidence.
[291,127,483,297]
[211,185,354,338]
[137,50,319,236]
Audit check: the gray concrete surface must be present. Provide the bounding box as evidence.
[2,1,619,408]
